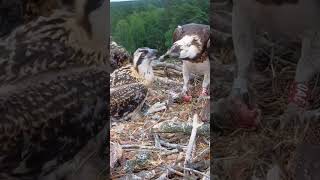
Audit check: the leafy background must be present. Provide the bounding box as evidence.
[111,0,209,54]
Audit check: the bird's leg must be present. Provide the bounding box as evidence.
[182,63,190,95]
[200,71,210,97]
[182,63,192,102]
[281,31,320,129]
[231,5,254,105]
[228,5,259,129]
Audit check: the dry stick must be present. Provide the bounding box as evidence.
[159,139,186,150]
[191,143,196,163]
[143,110,171,135]
[152,62,182,71]
[183,114,203,177]
[201,168,210,180]
[156,171,169,180]
[121,144,167,151]
[192,147,210,162]
[160,149,180,156]
[154,134,162,148]
[154,76,183,85]
[270,45,276,78]
[269,45,278,94]
[167,167,185,177]
[151,119,209,136]
[180,166,210,179]
[154,69,184,78]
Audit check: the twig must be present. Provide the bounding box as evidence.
[152,119,209,136]
[180,166,210,179]
[160,149,180,156]
[154,134,162,148]
[167,167,185,177]
[192,147,210,162]
[152,62,182,71]
[156,171,169,180]
[154,76,183,85]
[184,114,203,176]
[121,144,166,151]
[159,139,186,150]
[201,168,210,180]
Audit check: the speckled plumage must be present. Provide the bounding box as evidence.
[0,0,60,37]
[110,65,149,121]
[110,48,156,121]
[0,10,105,84]
[110,40,131,72]
[0,0,108,179]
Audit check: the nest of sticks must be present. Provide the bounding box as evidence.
[110,59,211,179]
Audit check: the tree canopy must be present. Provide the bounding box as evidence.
[111,0,209,53]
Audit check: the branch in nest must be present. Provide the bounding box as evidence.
[184,114,203,176]
[154,69,183,78]
[154,76,183,85]
[159,139,187,150]
[121,144,166,151]
[201,168,211,180]
[192,148,210,162]
[151,119,210,136]
[180,166,210,179]
[153,62,182,71]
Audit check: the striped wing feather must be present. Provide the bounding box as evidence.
[110,83,147,120]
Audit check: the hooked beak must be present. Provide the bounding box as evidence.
[159,45,180,62]
[159,53,168,62]
[148,49,158,60]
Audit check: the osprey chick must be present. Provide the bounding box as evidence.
[0,0,60,37]
[110,47,157,121]
[110,40,131,72]
[0,0,108,179]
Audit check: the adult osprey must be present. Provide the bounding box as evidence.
[160,23,210,100]
[229,0,320,128]
[111,47,157,121]
[0,0,108,179]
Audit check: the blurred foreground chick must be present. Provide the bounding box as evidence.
[0,0,108,179]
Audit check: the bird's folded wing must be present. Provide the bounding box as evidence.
[110,66,140,88]
[110,83,148,119]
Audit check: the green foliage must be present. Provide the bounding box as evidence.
[111,0,208,54]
